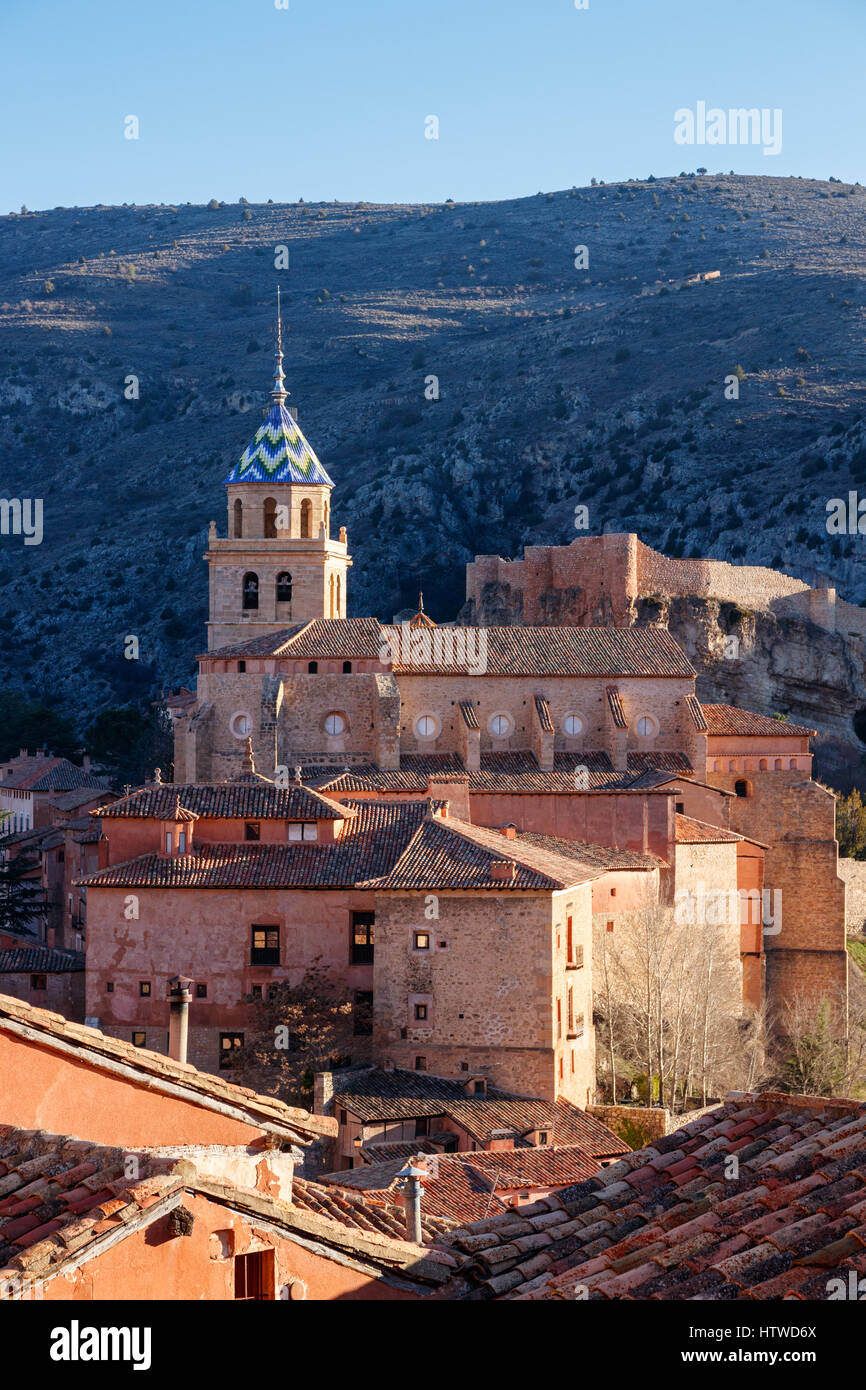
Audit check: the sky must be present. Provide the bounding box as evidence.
[1,0,864,211]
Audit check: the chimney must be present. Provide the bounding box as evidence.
[490,859,517,882]
[425,775,470,822]
[82,755,91,774]
[396,1162,426,1245]
[313,1070,335,1115]
[383,1058,395,1073]
[19,747,27,759]
[168,976,193,1065]
[500,823,517,841]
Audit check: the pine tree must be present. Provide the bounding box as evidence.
[0,849,48,936]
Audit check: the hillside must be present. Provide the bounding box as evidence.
[3,173,866,745]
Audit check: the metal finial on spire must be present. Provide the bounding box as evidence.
[271,285,288,407]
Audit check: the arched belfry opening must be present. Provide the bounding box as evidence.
[233,498,243,538]
[242,572,259,610]
[263,497,277,538]
[300,498,312,539]
[276,572,292,603]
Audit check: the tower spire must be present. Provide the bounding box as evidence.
[271,285,288,407]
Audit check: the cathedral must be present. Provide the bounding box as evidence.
[80,313,848,1094]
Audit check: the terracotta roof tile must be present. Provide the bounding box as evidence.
[702,704,817,738]
[675,814,742,845]
[0,948,84,975]
[96,782,350,821]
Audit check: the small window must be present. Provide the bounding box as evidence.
[735,779,750,798]
[132,1031,147,1048]
[242,572,259,611]
[563,713,583,737]
[288,821,317,842]
[414,1056,427,1072]
[30,973,47,991]
[196,983,207,998]
[139,981,151,997]
[488,712,513,738]
[165,832,173,854]
[414,1003,428,1021]
[606,920,614,933]
[342,660,352,674]
[636,715,656,737]
[177,831,186,854]
[263,496,277,539]
[308,661,318,674]
[338,1109,347,1126]
[351,911,375,964]
[245,821,261,842]
[575,943,584,969]
[676,801,684,813]
[251,984,263,1000]
[414,713,439,739]
[251,926,280,966]
[414,931,430,951]
[234,1250,273,1301]
[58,849,65,863]
[233,498,243,538]
[220,1032,244,1069]
[575,1013,585,1038]
[354,990,373,1035]
[238,660,246,673]
[538,1131,549,1146]
[300,498,312,539]
[106,981,114,993]
[324,713,346,736]
[230,712,253,739]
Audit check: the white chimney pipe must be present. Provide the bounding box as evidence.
[168,976,193,1064]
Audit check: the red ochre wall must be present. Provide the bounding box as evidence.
[0,1029,264,1149]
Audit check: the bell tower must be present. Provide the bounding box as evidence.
[205,290,352,651]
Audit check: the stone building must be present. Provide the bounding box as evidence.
[153,329,849,1093]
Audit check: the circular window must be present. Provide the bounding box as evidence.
[230,712,253,739]
[414,713,440,739]
[635,715,657,738]
[324,713,346,737]
[563,713,584,737]
[488,712,513,739]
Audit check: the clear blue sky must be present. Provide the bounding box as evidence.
[1,0,863,211]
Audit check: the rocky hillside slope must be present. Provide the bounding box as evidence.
[2,174,866,760]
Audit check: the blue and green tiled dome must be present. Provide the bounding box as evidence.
[224,403,334,486]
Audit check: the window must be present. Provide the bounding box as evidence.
[219,1033,244,1069]
[324,713,346,736]
[564,713,584,737]
[567,987,574,1032]
[242,572,259,611]
[233,498,243,538]
[414,1003,428,1021]
[556,998,562,1039]
[759,759,768,771]
[263,496,277,538]
[288,821,317,842]
[308,661,318,674]
[139,981,151,997]
[488,712,513,738]
[566,915,573,963]
[574,943,584,969]
[351,911,375,964]
[165,832,173,854]
[58,849,65,863]
[132,1031,147,1048]
[414,931,430,951]
[30,973,47,990]
[251,984,262,1000]
[342,660,352,674]
[354,990,373,1035]
[338,1109,347,1126]
[234,1250,273,1301]
[230,712,252,739]
[734,779,750,798]
[606,920,614,933]
[177,831,186,854]
[676,801,684,813]
[276,572,292,603]
[251,926,280,966]
[106,982,114,993]
[196,983,207,998]
[300,498,312,538]
[575,1012,585,1038]
[414,713,439,739]
[635,715,656,737]
[245,821,261,842]
[414,1056,427,1071]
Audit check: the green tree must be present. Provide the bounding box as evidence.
[85,703,173,790]
[0,848,48,936]
[836,789,866,858]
